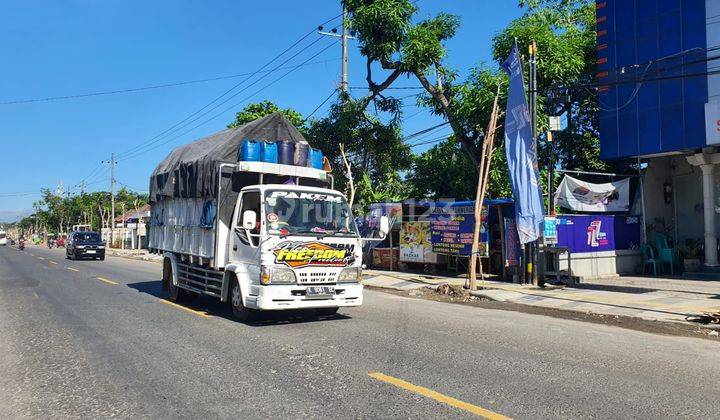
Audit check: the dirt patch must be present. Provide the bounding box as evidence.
[367,285,720,342]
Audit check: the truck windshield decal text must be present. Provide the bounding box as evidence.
[272,241,355,268]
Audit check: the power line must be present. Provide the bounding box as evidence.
[403,121,451,141]
[303,88,338,122]
[118,39,340,162]
[0,59,340,106]
[117,35,329,160]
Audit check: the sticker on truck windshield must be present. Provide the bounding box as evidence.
[272,241,355,268]
[269,191,343,203]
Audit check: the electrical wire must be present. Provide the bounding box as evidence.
[116,11,344,160]
[117,39,340,162]
[116,34,330,160]
[303,88,338,122]
[0,59,340,106]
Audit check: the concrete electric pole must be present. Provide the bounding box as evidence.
[318,7,355,92]
[110,152,116,248]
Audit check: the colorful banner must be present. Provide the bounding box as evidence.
[501,43,545,244]
[556,215,641,253]
[400,222,437,263]
[555,175,630,212]
[429,204,487,256]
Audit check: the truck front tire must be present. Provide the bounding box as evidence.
[164,258,195,303]
[230,276,256,322]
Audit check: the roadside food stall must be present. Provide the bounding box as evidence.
[364,199,519,280]
[428,199,519,280]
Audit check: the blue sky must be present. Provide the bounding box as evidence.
[0,0,522,221]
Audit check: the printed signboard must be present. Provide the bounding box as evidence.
[555,215,640,253]
[429,204,487,257]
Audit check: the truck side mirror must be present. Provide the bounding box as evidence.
[242,210,257,230]
[379,216,390,237]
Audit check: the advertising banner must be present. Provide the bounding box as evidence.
[400,222,437,263]
[429,204,487,256]
[501,43,545,244]
[556,215,641,253]
[555,175,630,212]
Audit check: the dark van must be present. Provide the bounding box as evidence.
[66,231,105,261]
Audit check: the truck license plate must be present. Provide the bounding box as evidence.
[85,250,96,254]
[306,286,334,298]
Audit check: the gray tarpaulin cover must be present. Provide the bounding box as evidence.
[149,112,308,228]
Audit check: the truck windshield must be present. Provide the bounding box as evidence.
[264,190,358,237]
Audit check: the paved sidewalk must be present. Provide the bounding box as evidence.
[106,248,163,263]
[363,269,467,290]
[363,269,720,324]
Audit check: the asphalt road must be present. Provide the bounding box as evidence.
[1,245,719,419]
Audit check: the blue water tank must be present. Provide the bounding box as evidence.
[260,141,278,163]
[308,148,323,169]
[239,139,260,162]
[278,141,295,165]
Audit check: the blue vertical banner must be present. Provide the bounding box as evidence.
[501,43,545,244]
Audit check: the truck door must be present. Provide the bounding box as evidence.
[231,190,261,264]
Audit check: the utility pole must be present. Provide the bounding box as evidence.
[528,41,540,286]
[110,152,116,248]
[318,8,355,92]
[341,8,348,92]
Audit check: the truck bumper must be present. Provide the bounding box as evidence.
[245,283,363,311]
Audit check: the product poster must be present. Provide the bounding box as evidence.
[399,222,437,263]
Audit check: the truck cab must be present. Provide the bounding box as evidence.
[223,184,366,319]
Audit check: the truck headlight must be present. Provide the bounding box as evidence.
[260,266,296,285]
[337,267,361,283]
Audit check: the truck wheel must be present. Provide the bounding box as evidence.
[164,259,187,302]
[230,276,256,322]
[315,307,339,317]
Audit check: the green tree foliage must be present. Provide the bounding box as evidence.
[347,0,615,201]
[306,93,412,207]
[227,100,306,133]
[16,188,147,235]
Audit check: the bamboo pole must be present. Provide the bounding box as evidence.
[469,87,502,290]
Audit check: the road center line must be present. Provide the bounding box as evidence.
[368,372,509,419]
[66,267,79,272]
[96,277,118,285]
[49,261,58,265]
[37,257,45,260]
[160,299,211,318]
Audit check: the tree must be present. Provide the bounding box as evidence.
[345,0,487,166]
[227,100,306,133]
[306,93,412,207]
[394,0,615,199]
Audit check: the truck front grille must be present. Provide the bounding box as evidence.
[297,271,336,284]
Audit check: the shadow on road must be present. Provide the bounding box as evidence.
[126,280,352,326]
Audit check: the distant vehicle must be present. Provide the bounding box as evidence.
[66,231,105,260]
[18,238,25,251]
[0,230,6,246]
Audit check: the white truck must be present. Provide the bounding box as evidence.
[148,113,387,320]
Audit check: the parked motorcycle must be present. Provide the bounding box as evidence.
[18,239,25,251]
[47,239,55,249]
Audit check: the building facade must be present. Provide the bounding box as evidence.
[597,0,720,266]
